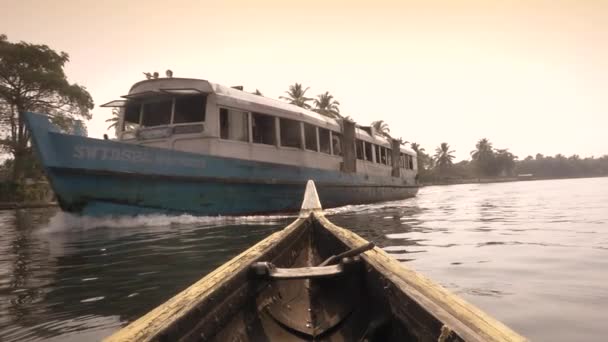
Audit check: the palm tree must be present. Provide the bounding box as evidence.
[434,142,455,173]
[371,120,391,138]
[279,83,312,109]
[313,91,341,118]
[105,108,120,136]
[410,142,423,154]
[410,142,427,171]
[470,138,493,161]
[495,148,517,176]
[471,138,495,176]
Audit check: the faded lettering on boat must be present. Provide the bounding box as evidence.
[73,145,206,168]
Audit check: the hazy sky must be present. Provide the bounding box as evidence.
[3,0,607,160]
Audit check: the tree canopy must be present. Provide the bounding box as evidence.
[434,142,455,174]
[410,142,433,172]
[279,83,312,109]
[313,91,341,118]
[105,108,120,137]
[371,120,391,138]
[0,34,93,181]
[471,138,495,176]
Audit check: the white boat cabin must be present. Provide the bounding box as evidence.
[102,78,417,183]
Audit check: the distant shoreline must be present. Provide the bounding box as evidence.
[421,175,608,186]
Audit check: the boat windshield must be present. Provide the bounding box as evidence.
[122,95,207,132]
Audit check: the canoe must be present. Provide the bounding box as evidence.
[106,181,527,342]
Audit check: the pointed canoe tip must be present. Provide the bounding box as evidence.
[300,180,322,215]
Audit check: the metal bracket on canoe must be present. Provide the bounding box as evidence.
[251,243,374,280]
[252,257,361,280]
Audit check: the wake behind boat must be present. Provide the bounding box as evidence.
[25,77,418,216]
[105,181,526,341]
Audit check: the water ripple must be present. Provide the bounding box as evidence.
[1,177,608,342]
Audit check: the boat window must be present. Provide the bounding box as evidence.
[122,102,141,131]
[220,108,249,142]
[319,128,331,154]
[174,95,206,124]
[304,123,317,151]
[332,132,342,156]
[379,147,387,165]
[387,148,392,166]
[364,141,373,162]
[408,155,414,169]
[374,145,381,163]
[356,139,364,160]
[142,99,172,127]
[252,113,276,145]
[280,118,301,148]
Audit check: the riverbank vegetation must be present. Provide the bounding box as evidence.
[0,34,93,200]
[412,138,608,184]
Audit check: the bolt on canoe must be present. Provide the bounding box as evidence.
[105,181,527,342]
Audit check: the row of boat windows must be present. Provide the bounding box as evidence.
[355,139,414,169]
[122,95,207,130]
[219,108,343,155]
[220,108,415,170]
[119,98,414,170]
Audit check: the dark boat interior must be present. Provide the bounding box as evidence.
[156,217,448,342]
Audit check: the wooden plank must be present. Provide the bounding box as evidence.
[104,217,308,342]
[314,212,528,342]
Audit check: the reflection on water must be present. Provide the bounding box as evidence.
[1,177,608,341]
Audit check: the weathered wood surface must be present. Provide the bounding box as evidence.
[314,212,528,342]
[104,217,308,342]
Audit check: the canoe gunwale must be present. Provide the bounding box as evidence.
[313,212,527,342]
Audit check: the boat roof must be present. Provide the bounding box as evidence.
[106,77,415,155]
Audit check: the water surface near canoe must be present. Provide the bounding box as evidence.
[1,177,607,341]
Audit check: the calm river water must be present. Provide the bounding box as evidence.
[1,177,607,341]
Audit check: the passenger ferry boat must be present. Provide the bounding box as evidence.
[24,77,418,216]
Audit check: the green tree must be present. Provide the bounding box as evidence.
[0,34,93,182]
[279,83,312,109]
[494,149,517,176]
[410,142,431,171]
[313,91,341,118]
[105,108,120,137]
[434,142,455,174]
[470,138,495,176]
[371,120,391,138]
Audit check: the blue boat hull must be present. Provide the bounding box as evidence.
[25,112,418,216]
